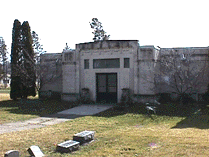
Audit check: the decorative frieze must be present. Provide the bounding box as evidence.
[80,48,133,55]
[76,40,138,51]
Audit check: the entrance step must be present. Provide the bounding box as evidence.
[57,104,113,116]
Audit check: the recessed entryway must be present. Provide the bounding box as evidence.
[96,73,117,103]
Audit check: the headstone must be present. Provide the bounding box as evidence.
[4,150,19,157]
[73,130,95,145]
[27,146,45,157]
[56,140,80,153]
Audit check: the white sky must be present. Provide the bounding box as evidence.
[1,0,209,54]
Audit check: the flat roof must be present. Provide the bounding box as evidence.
[40,53,62,55]
[161,47,209,49]
[76,40,138,45]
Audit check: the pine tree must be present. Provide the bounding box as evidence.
[10,19,22,100]
[21,21,36,98]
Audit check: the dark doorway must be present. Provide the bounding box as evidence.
[96,73,117,103]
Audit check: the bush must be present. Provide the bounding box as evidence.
[157,93,172,104]
[176,93,196,106]
[202,84,209,102]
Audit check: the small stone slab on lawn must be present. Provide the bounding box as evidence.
[4,150,19,157]
[27,145,45,157]
[56,140,80,153]
[73,130,95,145]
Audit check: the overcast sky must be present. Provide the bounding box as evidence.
[1,0,209,54]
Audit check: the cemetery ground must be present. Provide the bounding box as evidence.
[0,94,209,156]
[0,94,77,124]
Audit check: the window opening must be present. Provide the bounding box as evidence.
[124,58,130,68]
[84,59,89,69]
[93,58,120,69]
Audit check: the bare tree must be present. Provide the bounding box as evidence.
[0,37,8,87]
[155,48,208,105]
[31,31,46,90]
[39,53,63,92]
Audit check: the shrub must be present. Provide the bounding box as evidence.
[202,84,209,102]
[176,93,196,106]
[157,93,172,104]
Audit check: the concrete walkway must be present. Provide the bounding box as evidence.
[0,104,113,134]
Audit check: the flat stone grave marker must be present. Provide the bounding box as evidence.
[27,145,45,157]
[4,150,19,157]
[73,130,95,145]
[56,140,80,153]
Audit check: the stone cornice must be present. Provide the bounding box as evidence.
[80,48,135,55]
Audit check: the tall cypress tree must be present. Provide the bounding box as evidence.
[10,20,36,100]
[21,21,36,98]
[10,19,22,100]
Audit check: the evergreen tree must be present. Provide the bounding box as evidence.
[21,21,36,98]
[10,20,36,100]
[10,19,22,100]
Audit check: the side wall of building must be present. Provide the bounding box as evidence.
[157,47,209,100]
[62,50,80,101]
[39,53,62,99]
[132,46,160,103]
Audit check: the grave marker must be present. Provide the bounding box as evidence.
[4,150,19,157]
[27,146,45,157]
[73,130,95,145]
[56,140,80,153]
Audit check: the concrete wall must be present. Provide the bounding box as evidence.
[157,47,209,97]
[40,53,62,92]
[137,46,160,95]
[62,50,80,101]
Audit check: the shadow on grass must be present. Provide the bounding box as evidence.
[171,114,209,129]
[95,103,195,117]
[171,107,209,129]
[94,103,209,129]
[1,98,209,129]
[0,98,78,117]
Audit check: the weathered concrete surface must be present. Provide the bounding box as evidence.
[0,117,70,134]
[0,104,113,134]
[57,104,113,115]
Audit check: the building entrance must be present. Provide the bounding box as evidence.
[96,73,117,103]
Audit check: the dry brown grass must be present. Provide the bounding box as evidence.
[1,112,209,156]
[0,94,76,124]
[1,94,209,156]
[0,94,39,124]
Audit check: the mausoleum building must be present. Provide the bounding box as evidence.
[39,40,209,103]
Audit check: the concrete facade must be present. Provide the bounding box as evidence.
[77,40,138,103]
[39,40,209,103]
[39,53,62,99]
[157,47,209,100]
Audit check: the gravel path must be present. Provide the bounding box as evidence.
[0,117,71,134]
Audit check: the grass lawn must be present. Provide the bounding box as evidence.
[0,97,209,156]
[0,94,77,124]
[0,90,10,94]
